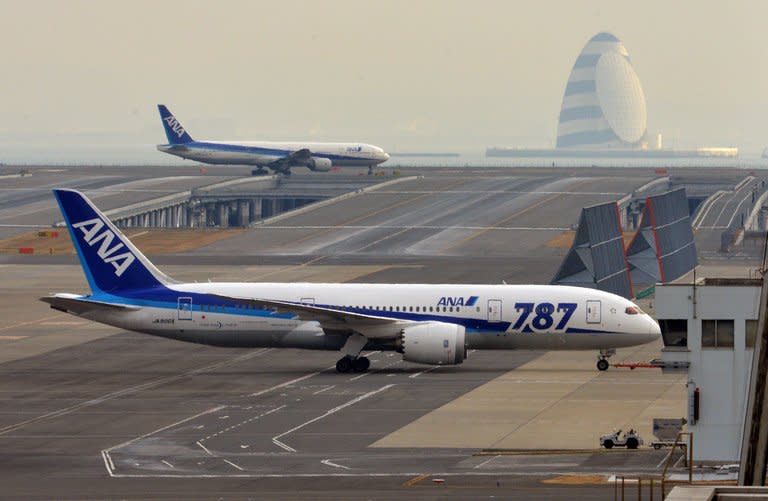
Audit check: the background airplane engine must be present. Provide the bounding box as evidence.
[308,157,333,171]
[397,322,466,365]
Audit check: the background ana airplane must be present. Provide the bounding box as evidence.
[42,189,660,373]
[156,105,390,175]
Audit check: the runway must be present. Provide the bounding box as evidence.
[0,165,748,499]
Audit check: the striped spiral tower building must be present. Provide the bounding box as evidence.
[556,32,647,149]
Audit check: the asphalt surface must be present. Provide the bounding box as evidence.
[0,164,756,500]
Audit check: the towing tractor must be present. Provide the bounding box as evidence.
[600,429,643,449]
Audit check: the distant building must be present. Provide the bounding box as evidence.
[556,32,647,149]
[485,31,738,162]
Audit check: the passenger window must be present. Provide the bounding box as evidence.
[449,307,453,312]
[429,306,433,312]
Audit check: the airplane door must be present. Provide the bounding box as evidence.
[586,300,601,324]
[488,299,502,323]
[177,297,193,321]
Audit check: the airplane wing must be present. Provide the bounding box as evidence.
[41,294,141,316]
[209,294,412,339]
[266,148,312,173]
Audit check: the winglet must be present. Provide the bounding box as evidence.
[158,104,194,144]
[53,189,175,294]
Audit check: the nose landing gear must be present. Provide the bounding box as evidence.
[597,348,616,371]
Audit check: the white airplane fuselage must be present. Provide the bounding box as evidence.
[67,282,659,352]
[157,140,389,167]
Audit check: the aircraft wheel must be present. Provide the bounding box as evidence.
[352,357,370,373]
[336,357,353,373]
[597,359,610,371]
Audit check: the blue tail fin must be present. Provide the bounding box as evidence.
[158,104,194,144]
[53,189,175,294]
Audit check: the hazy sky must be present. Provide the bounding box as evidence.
[0,0,766,162]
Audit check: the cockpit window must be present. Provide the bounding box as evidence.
[625,306,643,315]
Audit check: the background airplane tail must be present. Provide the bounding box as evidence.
[158,104,194,144]
[53,189,176,295]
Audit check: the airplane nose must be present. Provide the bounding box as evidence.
[381,152,390,161]
[647,315,661,338]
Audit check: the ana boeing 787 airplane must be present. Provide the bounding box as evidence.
[42,189,660,373]
[156,105,390,175]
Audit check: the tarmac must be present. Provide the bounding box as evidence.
[0,164,759,500]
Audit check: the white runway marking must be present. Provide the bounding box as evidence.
[259,225,569,231]
[0,346,270,436]
[223,459,245,471]
[348,359,401,381]
[409,365,440,379]
[161,460,174,469]
[272,384,395,453]
[196,440,214,456]
[200,405,286,443]
[100,469,608,479]
[248,369,327,398]
[474,455,499,469]
[321,458,351,470]
[372,190,625,195]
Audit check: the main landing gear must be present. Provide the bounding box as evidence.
[336,356,370,373]
[596,348,616,371]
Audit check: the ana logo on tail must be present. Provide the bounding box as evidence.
[72,218,136,277]
[163,116,186,139]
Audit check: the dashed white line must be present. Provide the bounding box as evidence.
[200,405,286,443]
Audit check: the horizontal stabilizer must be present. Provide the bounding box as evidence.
[41,294,140,315]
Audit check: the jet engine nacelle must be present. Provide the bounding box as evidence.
[308,157,332,172]
[397,322,466,365]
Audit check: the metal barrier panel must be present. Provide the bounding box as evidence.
[552,202,633,299]
[627,188,697,287]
